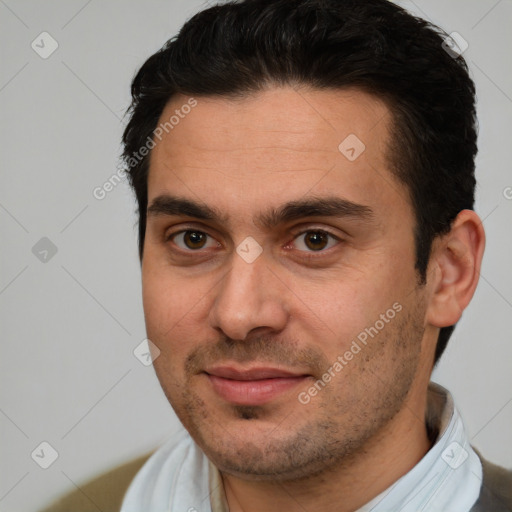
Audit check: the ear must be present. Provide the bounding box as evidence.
[426,209,486,328]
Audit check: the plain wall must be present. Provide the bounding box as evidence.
[0,1,511,510]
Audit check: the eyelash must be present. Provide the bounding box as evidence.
[166,228,342,255]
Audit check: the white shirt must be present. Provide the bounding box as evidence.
[121,382,482,512]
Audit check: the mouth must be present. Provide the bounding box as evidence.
[204,366,310,406]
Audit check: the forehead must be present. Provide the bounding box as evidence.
[147,87,409,220]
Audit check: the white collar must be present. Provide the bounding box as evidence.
[121,382,482,512]
[357,382,482,512]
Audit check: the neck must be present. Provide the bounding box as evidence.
[222,388,432,512]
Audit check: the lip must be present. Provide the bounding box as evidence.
[204,366,309,406]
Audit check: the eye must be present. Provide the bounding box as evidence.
[292,230,340,252]
[170,230,218,251]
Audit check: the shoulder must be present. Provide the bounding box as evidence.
[471,449,512,512]
[39,452,153,512]
[40,431,194,512]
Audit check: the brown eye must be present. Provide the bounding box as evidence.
[171,230,217,250]
[304,232,329,250]
[184,231,207,249]
[293,230,339,252]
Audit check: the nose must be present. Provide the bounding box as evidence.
[208,250,289,341]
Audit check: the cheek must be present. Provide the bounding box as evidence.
[307,271,407,356]
[142,273,199,383]
[142,272,172,336]
[142,264,199,340]
[141,261,218,369]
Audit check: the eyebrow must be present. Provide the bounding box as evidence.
[147,195,374,228]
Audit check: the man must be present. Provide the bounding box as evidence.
[43,0,511,511]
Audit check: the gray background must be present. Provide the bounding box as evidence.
[0,1,511,511]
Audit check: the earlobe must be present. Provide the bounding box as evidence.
[426,210,486,328]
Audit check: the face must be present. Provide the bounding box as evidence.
[142,87,431,481]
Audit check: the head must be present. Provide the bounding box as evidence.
[122,0,484,481]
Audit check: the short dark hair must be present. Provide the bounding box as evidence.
[122,0,477,364]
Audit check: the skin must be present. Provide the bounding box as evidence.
[142,87,485,511]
